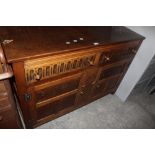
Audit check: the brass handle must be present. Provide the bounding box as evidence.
[0,44,13,80]
[0,115,3,121]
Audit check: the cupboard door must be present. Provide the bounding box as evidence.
[91,75,121,99]
[99,64,125,81]
[54,93,76,114]
[91,62,130,99]
[104,76,122,93]
[36,101,55,120]
[26,73,81,125]
[36,93,77,120]
[91,80,107,98]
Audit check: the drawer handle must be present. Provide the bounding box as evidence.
[87,59,94,66]
[35,73,41,80]
[104,56,110,61]
[34,67,44,80]
[0,115,3,121]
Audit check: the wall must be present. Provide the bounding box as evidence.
[116,26,155,101]
[132,54,155,94]
[138,54,155,84]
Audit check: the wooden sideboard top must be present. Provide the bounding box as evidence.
[0,26,144,63]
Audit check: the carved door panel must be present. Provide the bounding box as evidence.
[91,62,130,99]
[26,72,82,124]
[36,93,77,120]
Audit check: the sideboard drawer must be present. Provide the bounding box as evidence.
[25,52,96,84]
[99,45,137,66]
[35,73,81,103]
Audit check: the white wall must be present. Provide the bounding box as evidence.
[116,26,155,101]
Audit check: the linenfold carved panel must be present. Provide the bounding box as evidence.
[24,53,96,84]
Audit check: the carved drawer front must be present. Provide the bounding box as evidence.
[24,52,96,84]
[36,93,76,120]
[99,45,137,66]
[34,73,81,104]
